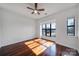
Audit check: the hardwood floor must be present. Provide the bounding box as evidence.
[0,38,78,56]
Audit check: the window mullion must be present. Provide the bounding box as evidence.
[50,24,51,37]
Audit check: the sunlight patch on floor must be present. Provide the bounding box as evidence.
[43,41,53,47]
[27,42,40,49]
[24,40,34,45]
[32,45,47,55]
[24,39,54,55]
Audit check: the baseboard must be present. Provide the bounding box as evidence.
[41,38,56,44]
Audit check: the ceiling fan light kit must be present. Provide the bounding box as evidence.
[34,10,38,14]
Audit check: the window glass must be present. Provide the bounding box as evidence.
[68,18,74,26]
[51,29,56,37]
[42,24,45,29]
[46,29,51,37]
[42,29,46,36]
[46,24,50,29]
[51,23,56,29]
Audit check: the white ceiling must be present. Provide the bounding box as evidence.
[0,3,77,19]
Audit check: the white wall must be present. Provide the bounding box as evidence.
[36,6,78,50]
[77,5,79,52]
[0,8,3,47]
[0,7,36,47]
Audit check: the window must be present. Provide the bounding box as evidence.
[46,24,51,37]
[67,17,75,36]
[42,24,46,36]
[42,23,56,37]
[51,23,56,37]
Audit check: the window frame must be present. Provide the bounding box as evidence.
[67,17,75,36]
[42,23,56,37]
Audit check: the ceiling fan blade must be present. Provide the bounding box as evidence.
[38,9,45,11]
[31,12,34,14]
[37,12,40,15]
[27,7,34,10]
[35,3,37,9]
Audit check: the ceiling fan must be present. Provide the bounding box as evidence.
[27,3,45,15]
